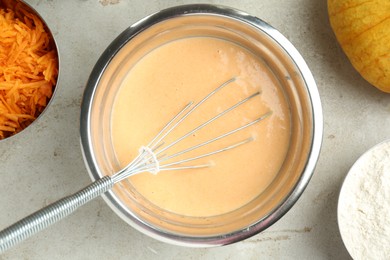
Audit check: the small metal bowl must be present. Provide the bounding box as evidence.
[0,0,59,141]
[81,4,323,247]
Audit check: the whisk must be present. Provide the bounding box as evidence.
[0,77,271,253]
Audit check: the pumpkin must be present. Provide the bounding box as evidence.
[328,0,390,93]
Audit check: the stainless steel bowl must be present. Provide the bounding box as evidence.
[0,0,59,141]
[80,4,323,247]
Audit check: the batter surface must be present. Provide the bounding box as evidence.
[111,37,290,217]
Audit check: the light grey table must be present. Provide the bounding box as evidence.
[1,0,389,259]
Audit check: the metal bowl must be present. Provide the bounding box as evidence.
[80,4,323,247]
[0,0,59,141]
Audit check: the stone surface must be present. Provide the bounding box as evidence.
[1,0,389,259]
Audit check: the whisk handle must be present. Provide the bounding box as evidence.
[0,175,114,253]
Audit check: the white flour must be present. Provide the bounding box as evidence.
[338,141,390,260]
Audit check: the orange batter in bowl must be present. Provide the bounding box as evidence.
[111,36,290,217]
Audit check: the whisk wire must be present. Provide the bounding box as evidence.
[149,77,237,151]
[154,91,261,156]
[111,77,272,183]
[155,164,211,171]
[147,101,193,148]
[159,137,254,168]
[159,111,272,163]
[121,102,194,176]
[121,137,253,177]
[113,77,239,182]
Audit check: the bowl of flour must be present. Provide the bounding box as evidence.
[338,140,390,259]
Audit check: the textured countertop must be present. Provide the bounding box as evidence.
[1,0,389,259]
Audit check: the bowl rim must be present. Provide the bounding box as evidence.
[80,4,323,247]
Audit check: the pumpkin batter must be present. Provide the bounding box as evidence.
[111,37,291,217]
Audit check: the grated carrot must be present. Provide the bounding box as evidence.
[0,5,58,139]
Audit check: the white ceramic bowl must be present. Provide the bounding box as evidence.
[338,139,390,259]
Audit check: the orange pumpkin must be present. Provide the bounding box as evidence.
[328,0,390,93]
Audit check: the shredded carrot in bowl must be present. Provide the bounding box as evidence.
[0,6,58,139]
